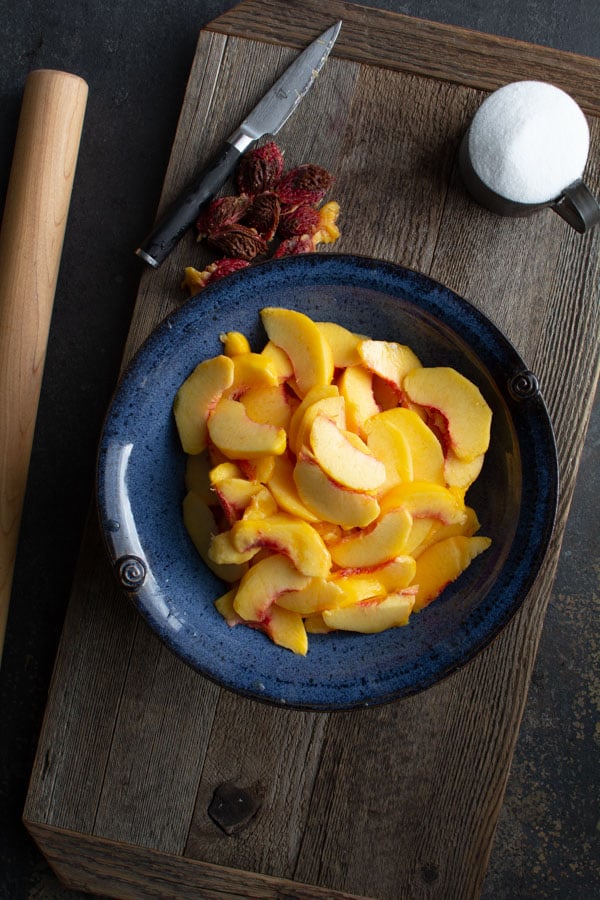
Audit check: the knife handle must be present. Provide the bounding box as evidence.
[136,140,246,268]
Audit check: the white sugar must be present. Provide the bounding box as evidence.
[468,81,590,204]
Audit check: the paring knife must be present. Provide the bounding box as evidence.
[136,21,342,268]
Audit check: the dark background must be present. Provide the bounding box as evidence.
[1,1,598,897]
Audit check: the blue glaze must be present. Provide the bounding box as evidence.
[96,254,558,711]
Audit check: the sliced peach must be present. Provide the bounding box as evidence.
[358,339,422,398]
[322,589,416,633]
[209,461,243,484]
[287,384,340,453]
[261,604,308,655]
[207,397,286,459]
[364,414,413,491]
[212,476,264,525]
[184,449,213,503]
[403,366,492,462]
[233,554,311,622]
[328,572,387,605]
[220,331,251,356]
[379,481,466,526]
[237,456,275,483]
[241,485,279,520]
[267,453,320,523]
[411,534,491,611]
[315,321,363,367]
[214,588,243,625]
[293,395,346,456]
[367,555,416,592]
[173,354,234,454]
[225,351,280,398]
[329,507,413,569]
[367,408,445,485]
[208,529,258,566]
[260,340,294,381]
[230,512,331,578]
[241,382,297,430]
[411,506,481,558]
[294,453,380,529]
[276,577,346,615]
[337,365,379,436]
[260,307,334,397]
[310,414,386,492]
[444,450,485,490]
[182,492,248,582]
[304,613,333,633]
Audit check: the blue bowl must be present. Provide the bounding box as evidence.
[96,254,558,710]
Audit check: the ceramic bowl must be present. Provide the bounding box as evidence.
[96,254,558,710]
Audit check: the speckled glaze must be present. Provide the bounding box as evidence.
[96,254,558,711]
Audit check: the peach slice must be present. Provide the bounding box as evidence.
[444,450,485,490]
[315,321,363,367]
[367,555,416,592]
[304,613,333,633]
[225,352,280,398]
[207,397,286,459]
[208,529,258,566]
[182,492,248,582]
[322,589,416,633]
[293,394,346,456]
[233,553,311,622]
[261,604,308,655]
[358,339,422,397]
[214,588,243,626]
[220,331,251,357]
[363,414,413,491]
[379,480,467,526]
[403,366,492,462]
[184,449,213,504]
[237,456,275,483]
[276,577,346,615]
[267,454,320,523]
[173,354,234,454]
[260,307,334,397]
[294,453,380,529]
[329,572,387,605]
[411,534,491,611]
[309,414,386,492]
[241,382,296,429]
[230,512,331,578]
[212,476,265,525]
[366,408,445,485]
[287,384,340,452]
[260,340,294,381]
[329,507,413,569]
[411,506,481,559]
[337,365,379,436]
[241,486,279,520]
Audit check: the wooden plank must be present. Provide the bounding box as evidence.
[25,821,365,899]
[208,0,600,114]
[23,2,600,898]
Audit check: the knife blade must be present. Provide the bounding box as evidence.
[136,21,342,268]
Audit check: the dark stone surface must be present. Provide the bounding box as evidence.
[0,1,597,897]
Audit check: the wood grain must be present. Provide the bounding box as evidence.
[0,70,87,663]
[23,3,600,898]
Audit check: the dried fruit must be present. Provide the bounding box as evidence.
[207,224,268,261]
[181,258,250,294]
[273,234,315,258]
[278,203,320,239]
[196,195,250,239]
[243,191,281,241]
[236,140,285,196]
[276,164,334,206]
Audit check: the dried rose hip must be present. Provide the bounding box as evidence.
[236,141,285,196]
[196,195,250,239]
[243,191,281,241]
[276,164,334,206]
[207,224,268,261]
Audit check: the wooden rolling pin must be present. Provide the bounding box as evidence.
[0,70,88,665]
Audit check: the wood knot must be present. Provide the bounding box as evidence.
[208,781,263,836]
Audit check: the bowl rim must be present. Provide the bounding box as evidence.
[96,253,559,710]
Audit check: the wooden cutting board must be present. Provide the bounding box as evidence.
[23,1,600,897]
